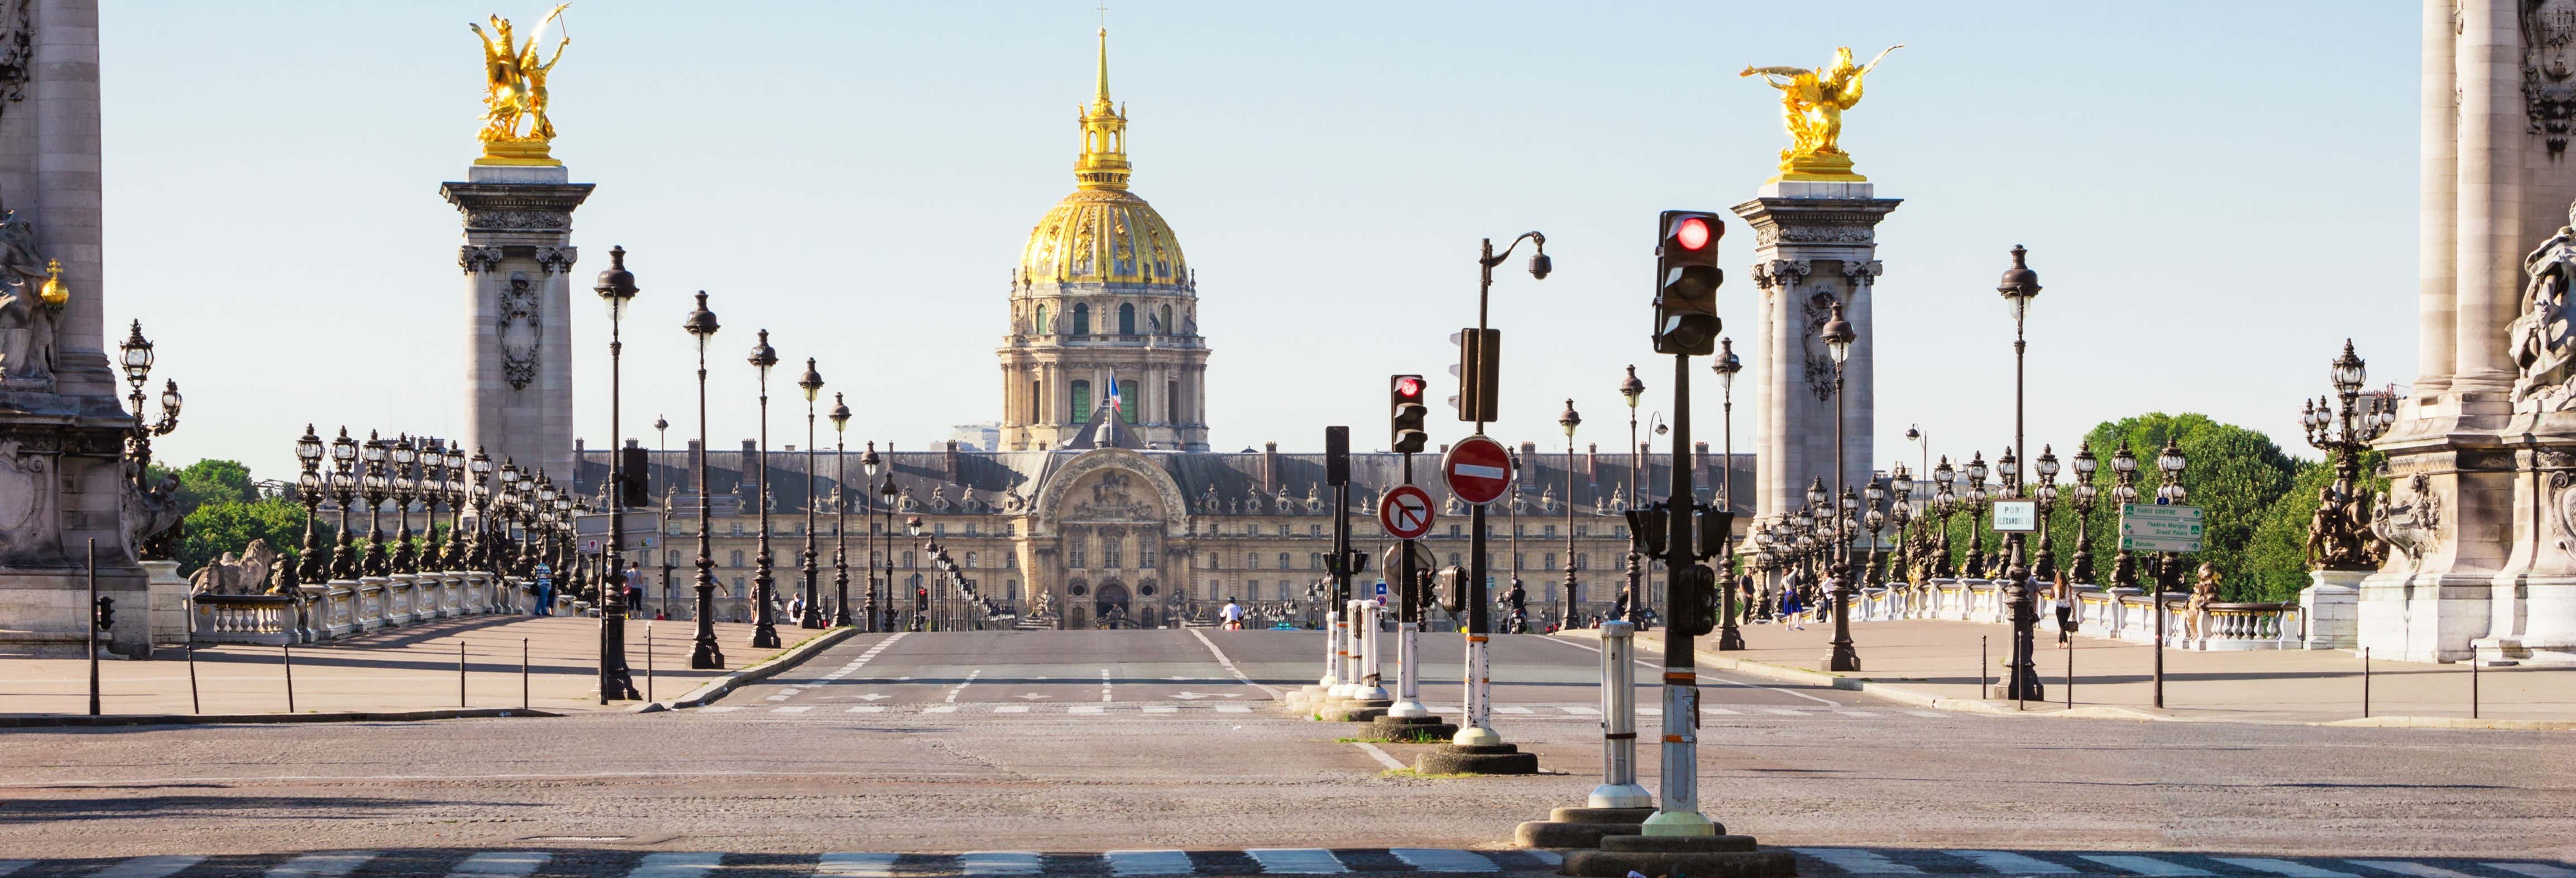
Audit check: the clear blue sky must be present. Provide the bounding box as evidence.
[104,1,2416,481]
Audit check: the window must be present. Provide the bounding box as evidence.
[903,550,916,568]
[1167,380,1179,421]
[1277,580,1292,601]
[1072,303,1091,335]
[1449,553,1461,567]
[966,523,979,536]
[729,549,745,568]
[869,551,882,567]
[1119,380,1138,424]
[1575,526,1588,537]
[1118,302,1136,335]
[1103,535,1123,569]
[1614,525,1628,538]
[1310,525,1322,536]
[666,550,681,566]
[733,576,745,592]
[1248,553,1261,569]
[965,551,979,569]
[1029,380,1042,423]
[1545,525,1558,538]
[1448,525,1462,537]
[1070,380,1091,419]
[1007,581,1020,601]
[1514,525,1526,536]
[1545,553,1557,570]
[1033,304,1048,335]
[1278,552,1291,569]
[934,523,946,536]
[1069,543,1086,568]
[1140,544,1157,568]
[1577,553,1589,570]
[1513,553,1525,570]
[730,522,744,536]
[1161,304,1174,334]
[1006,553,1018,569]
[1309,553,1323,570]
[1002,523,1016,536]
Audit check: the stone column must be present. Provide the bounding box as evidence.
[2417,0,2458,397]
[441,166,593,484]
[2453,0,2521,396]
[1733,183,1900,533]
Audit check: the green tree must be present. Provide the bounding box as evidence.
[177,495,309,576]
[2239,450,2388,603]
[148,458,259,517]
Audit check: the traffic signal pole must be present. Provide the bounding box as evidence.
[1645,351,1712,835]
[1388,452,1429,719]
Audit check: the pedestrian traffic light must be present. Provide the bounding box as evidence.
[1431,565,1468,613]
[1651,210,1724,356]
[1448,329,1500,423]
[916,587,928,610]
[93,594,114,632]
[1389,374,1428,454]
[1672,563,1716,637]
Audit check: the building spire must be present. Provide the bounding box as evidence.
[1075,26,1131,190]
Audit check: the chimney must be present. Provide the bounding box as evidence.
[1262,442,1280,492]
[1585,442,1598,486]
[946,440,963,481]
[1519,440,1538,457]
[686,439,704,495]
[573,438,585,453]
[1694,442,1710,479]
[741,439,756,454]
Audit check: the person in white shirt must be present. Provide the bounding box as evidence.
[1220,597,1244,629]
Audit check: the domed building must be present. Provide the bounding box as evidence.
[998,28,1210,452]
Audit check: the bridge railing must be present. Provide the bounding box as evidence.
[1845,579,2303,651]
[194,572,516,646]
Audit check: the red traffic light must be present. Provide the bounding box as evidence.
[1394,376,1423,398]
[1674,216,1712,251]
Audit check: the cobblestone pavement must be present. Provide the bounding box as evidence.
[1,630,2567,868]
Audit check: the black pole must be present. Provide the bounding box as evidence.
[598,278,639,702]
[86,539,98,717]
[282,641,296,713]
[751,339,781,650]
[1827,354,1858,671]
[1718,375,1742,650]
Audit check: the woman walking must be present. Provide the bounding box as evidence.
[1782,578,1808,631]
[2052,572,2077,646]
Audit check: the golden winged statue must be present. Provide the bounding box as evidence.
[468,4,572,166]
[1741,45,1900,181]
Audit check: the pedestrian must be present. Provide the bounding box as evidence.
[2052,572,2077,646]
[1782,579,1807,630]
[1220,596,1244,630]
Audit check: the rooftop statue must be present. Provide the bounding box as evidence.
[1741,45,1900,181]
[469,4,572,166]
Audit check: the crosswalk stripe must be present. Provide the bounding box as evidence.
[957,851,1043,875]
[1390,848,1500,872]
[1070,706,1104,714]
[0,861,26,877]
[1947,851,2076,874]
[701,706,746,713]
[2215,858,2359,878]
[2078,855,2211,876]
[2486,865,2576,878]
[1495,706,1533,714]
[1143,706,1178,714]
[1794,848,1923,874]
[995,705,1030,713]
[1104,850,1195,875]
[1765,708,1807,716]
[1837,710,1879,717]
[1905,710,1948,718]
[773,706,813,713]
[1247,848,1349,874]
[447,851,553,876]
[626,852,725,877]
[2352,863,2485,878]
[266,851,380,877]
[92,856,207,878]
[1563,706,1601,715]
[815,852,901,877]
[924,706,957,713]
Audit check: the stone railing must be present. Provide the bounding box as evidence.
[1843,579,2304,651]
[192,572,520,645]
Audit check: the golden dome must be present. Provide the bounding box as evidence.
[1017,27,1190,291]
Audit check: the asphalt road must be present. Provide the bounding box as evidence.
[1,629,2568,875]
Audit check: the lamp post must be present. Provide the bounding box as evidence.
[1711,338,1745,650]
[748,329,782,650]
[1559,399,1582,634]
[684,291,725,668]
[115,321,182,492]
[593,245,642,701]
[328,428,360,581]
[1997,444,2043,702]
[905,515,926,631]
[2069,444,2100,583]
[295,425,327,583]
[2302,340,2395,569]
[798,358,826,630]
[360,432,391,577]
[1961,451,1989,579]
[1458,229,1549,753]
[863,443,888,632]
[1888,464,1913,602]
[390,435,419,574]
[2109,441,2141,592]
[1930,457,1956,579]
[877,457,899,632]
[2152,437,2189,709]
[420,439,448,572]
[2033,445,2061,579]
[831,394,854,627]
[1820,304,1859,671]
[466,447,492,581]
[1863,479,1886,587]
[1619,367,1644,624]
[1997,244,2044,702]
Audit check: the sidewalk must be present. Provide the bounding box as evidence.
[1,616,837,719]
[1586,617,2576,727]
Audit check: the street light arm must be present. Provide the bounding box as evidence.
[1480,231,1548,267]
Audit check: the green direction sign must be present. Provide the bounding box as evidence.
[2118,503,2204,551]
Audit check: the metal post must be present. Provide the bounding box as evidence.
[1592,620,1650,808]
[1362,600,1384,698]
[2362,646,2371,718]
[86,538,99,717]
[688,294,725,669]
[282,642,296,713]
[186,642,200,715]
[1390,452,1429,719]
[459,640,468,708]
[2154,553,2170,709]
[1643,352,1709,836]
[521,637,530,711]
[1980,635,1988,695]
[647,623,655,702]
[2470,647,2479,719]
[2065,639,2074,710]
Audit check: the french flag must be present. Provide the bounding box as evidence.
[1108,374,1123,416]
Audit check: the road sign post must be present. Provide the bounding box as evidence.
[1441,435,1512,745]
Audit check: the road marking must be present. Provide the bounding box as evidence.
[946,669,983,703]
[1247,848,1349,874]
[1189,626,1286,697]
[845,706,885,713]
[1947,851,2077,874]
[1793,848,1922,874]
[91,856,206,878]
[1562,706,1601,715]
[2214,858,2359,878]
[765,695,792,701]
[1143,706,1178,713]
[1704,707,1742,715]
[1070,705,1104,714]
[996,705,1030,713]
[1101,668,1114,702]
[701,706,746,713]
[815,852,901,877]
[446,851,553,877]
[626,852,725,877]
[1353,741,1406,770]
[1838,710,1879,717]
[1765,708,1807,716]
[2078,855,2211,876]
[1171,692,1211,700]
[1390,849,1500,873]
[855,693,890,701]
[1104,850,1196,876]
[957,851,1043,875]
[264,852,380,877]
[773,706,813,713]
[923,706,957,714]
[2486,866,2576,878]
[1496,706,1533,714]
[2352,863,2484,878]
[1015,693,1052,701]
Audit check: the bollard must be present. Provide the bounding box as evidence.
[521,637,531,711]
[1343,599,1367,698]
[1591,621,1651,808]
[186,642,201,716]
[282,642,296,713]
[86,539,99,717]
[1356,601,1388,701]
[2470,646,2479,720]
[1320,604,1345,697]
[2064,640,2074,711]
[647,623,656,702]
[2362,646,2371,718]
[1389,598,1426,718]
[1980,635,1988,697]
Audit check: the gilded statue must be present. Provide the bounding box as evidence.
[1741,45,1902,181]
[468,5,571,165]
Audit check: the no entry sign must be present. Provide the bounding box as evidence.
[1379,484,1436,540]
[1443,435,1512,506]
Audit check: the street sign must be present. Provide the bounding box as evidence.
[2118,502,2204,552]
[1442,435,1512,506]
[1375,582,1388,597]
[1382,542,1434,580]
[582,539,602,555]
[1379,484,1436,539]
[1991,500,2037,532]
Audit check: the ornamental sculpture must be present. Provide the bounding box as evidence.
[1741,45,1901,181]
[2300,340,2392,570]
[468,4,572,165]
[2515,201,2576,408]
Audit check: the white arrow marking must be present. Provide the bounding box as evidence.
[1170,693,1210,701]
[1015,693,1053,701]
[854,693,890,702]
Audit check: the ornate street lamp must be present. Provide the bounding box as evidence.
[684,291,724,668]
[390,435,419,574]
[2149,436,2189,708]
[1863,478,1886,588]
[294,425,328,584]
[1818,304,1859,671]
[116,321,182,490]
[2069,443,2100,583]
[467,447,493,580]
[798,358,826,630]
[2301,340,2393,570]
[360,431,391,577]
[905,514,926,631]
[441,443,469,570]
[593,244,643,701]
[2109,440,2142,589]
[1619,366,1644,623]
[1712,337,1745,649]
[1961,451,1989,579]
[1559,399,1584,631]
[830,394,854,627]
[328,427,361,581]
[2032,445,2061,579]
[875,449,900,632]
[863,442,887,632]
[420,439,448,572]
[1996,244,2045,702]
[1931,456,1957,579]
[748,328,783,650]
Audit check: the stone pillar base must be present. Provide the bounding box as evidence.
[2358,571,2491,662]
[2301,569,2366,650]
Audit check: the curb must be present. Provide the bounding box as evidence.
[645,626,860,712]
[2323,715,2576,731]
[0,707,562,728]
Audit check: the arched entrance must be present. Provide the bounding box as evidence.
[1095,581,1131,627]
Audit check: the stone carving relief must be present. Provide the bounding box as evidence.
[2526,0,2576,155]
[461,209,569,230]
[123,462,183,561]
[0,439,51,563]
[929,486,951,511]
[458,245,503,274]
[535,246,578,275]
[0,0,29,112]
[1802,285,1841,401]
[1068,469,1158,522]
[1750,258,1812,292]
[1004,486,1028,513]
[2371,473,2444,570]
[0,204,59,388]
[496,272,542,391]
[2304,481,2381,571]
[189,539,283,596]
[2515,200,2576,409]
[1756,225,1876,248]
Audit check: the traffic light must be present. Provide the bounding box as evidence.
[619,445,649,508]
[1431,565,1468,613]
[1651,210,1724,356]
[1388,374,1428,454]
[916,587,929,610]
[93,595,115,632]
[1670,564,1716,636]
[1449,329,1500,423]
